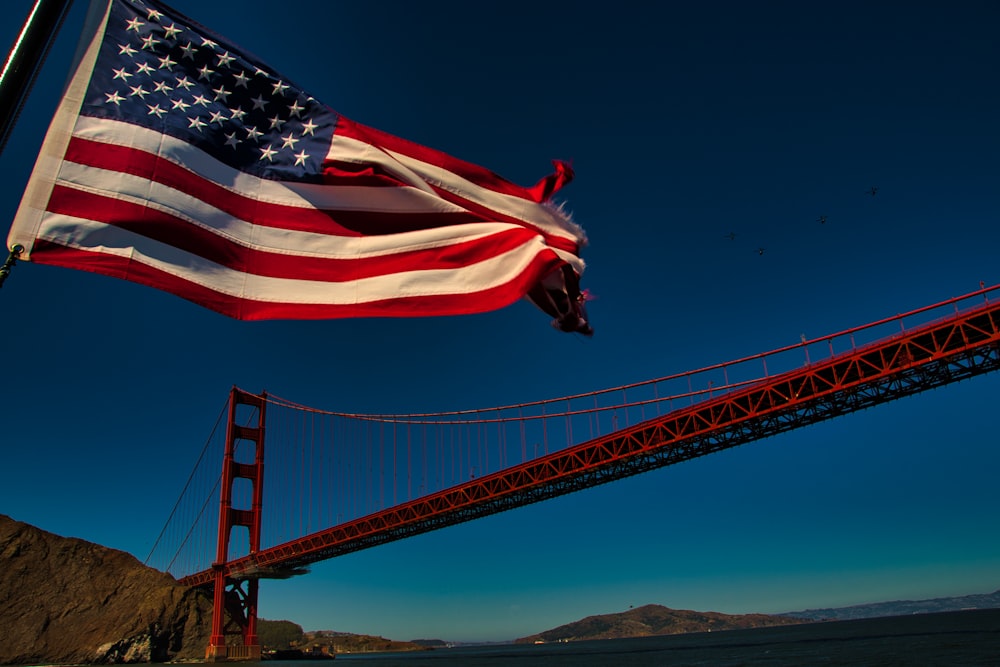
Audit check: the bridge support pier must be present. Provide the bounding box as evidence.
[206,388,266,661]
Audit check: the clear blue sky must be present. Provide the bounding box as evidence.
[2,0,998,644]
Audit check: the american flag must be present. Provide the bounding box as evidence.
[9,0,591,334]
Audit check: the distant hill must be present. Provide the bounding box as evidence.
[302,630,429,653]
[513,604,806,643]
[783,590,1000,621]
[513,592,1000,645]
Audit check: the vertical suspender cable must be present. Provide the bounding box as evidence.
[479,418,486,478]
[565,399,572,450]
[299,410,305,539]
[392,423,397,507]
[325,413,332,523]
[541,403,548,455]
[421,423,428,497]
[379,421,385,511]
[519,407,526,464]
[368,420,374,513]
[438,426,444,490]
[496,410,504,470]
[622,388,629,427]
[309,411,316,535]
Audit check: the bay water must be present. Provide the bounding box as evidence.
[260,608,1000,666]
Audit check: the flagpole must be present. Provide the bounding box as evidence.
[0,0,73,158]
[0,244,23,288]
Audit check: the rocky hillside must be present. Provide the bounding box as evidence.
[0,514,213,665]
[515,603,806,643]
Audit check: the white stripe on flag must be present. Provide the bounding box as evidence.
[36,215,555,305]
[328,133,585,243]
[53,162,527,258]
[70,116,472,216]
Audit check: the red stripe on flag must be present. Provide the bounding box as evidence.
[63,137,491,237]
[331,120,580,256]
[45,184,548,281]
[334,118,574,204]
[29,239,566,321]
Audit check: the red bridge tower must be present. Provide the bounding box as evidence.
[206,388,266,661]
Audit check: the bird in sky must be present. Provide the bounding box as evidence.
[817,215,827,224]
[725,232,737,241]
[867,186,879,196]
[758,247,766,256]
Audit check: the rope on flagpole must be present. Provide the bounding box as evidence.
[0,244,24,288]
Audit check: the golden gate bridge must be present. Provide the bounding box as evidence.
[145,283,1000,660]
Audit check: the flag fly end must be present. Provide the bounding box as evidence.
[527,264,593,336]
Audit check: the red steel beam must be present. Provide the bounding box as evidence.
[180,300,1000,588]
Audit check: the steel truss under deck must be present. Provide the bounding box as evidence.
[181,298,1000,589]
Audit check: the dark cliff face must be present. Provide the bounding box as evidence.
[0,514,214,665]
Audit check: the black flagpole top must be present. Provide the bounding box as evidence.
[0,244,24,288]
[0,0,74,157]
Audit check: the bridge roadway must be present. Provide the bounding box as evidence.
[180,293,1000,588]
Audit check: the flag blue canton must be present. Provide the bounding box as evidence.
[83,0,338,183]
